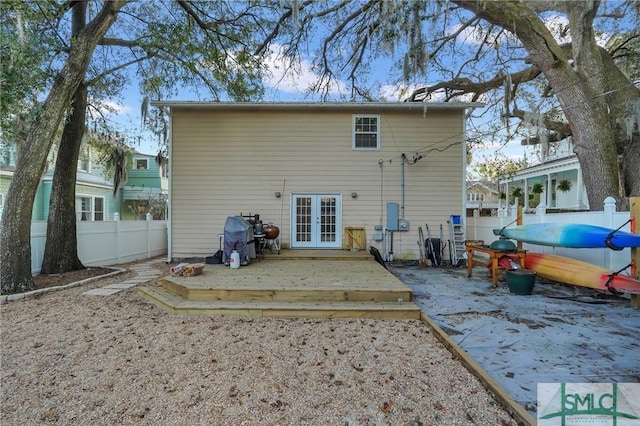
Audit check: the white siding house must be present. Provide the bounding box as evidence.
[499,137,588,211]
[154,102,480,261]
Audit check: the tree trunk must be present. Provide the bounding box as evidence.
[455,0,640,211]
[40,84,88,274]
[0,1,125,295]
[40,1,88,275]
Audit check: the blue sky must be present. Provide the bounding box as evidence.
[98,4,635,174]
[104,42,535,166]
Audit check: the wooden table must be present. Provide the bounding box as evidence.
[466,244,527,286]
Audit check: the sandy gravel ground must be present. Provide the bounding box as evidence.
[1,265,518,425]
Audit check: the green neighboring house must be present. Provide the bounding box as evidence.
[120,152,168,220]
[0,143,166,221]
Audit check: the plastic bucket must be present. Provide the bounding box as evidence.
[230,250,240,269]
[505,269,536,295]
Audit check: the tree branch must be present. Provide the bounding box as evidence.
[98,37,140,48]
[511,108,572,137]
[85,54,153,86]
[407,64,542,101]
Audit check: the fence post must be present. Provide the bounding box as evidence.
[630,197,639,308]
[473,209,479,240]
[146,213,152,258]
[114,212,122,264]
[603,197,616,269]
[536,203,547,222]
[516,205,523,250]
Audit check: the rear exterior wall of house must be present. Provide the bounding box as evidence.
[169,106,465,260]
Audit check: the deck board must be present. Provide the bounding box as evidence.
[139,250,419,319]
[138,286,420,319]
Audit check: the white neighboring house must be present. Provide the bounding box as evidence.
[466,180,500,217]
[499,137,588,211]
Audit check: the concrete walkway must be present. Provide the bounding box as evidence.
[83,258,165,296]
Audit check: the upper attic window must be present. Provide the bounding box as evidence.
[135,158,149,170]
[353,115,380,150]
[78,151,90,172]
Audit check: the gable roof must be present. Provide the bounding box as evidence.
[467,180,499,194]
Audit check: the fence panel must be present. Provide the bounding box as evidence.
[466,199,632,272]
[30,220,167,274]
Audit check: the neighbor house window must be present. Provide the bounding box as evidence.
[78,151,90,172]
[94,197,104,221]
[135,158,148,169]
[76,196,105,221]
[353,115,380,150]
[468,193,485,202]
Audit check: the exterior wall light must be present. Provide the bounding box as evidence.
[275,192,282,198]
[351,192,358,198]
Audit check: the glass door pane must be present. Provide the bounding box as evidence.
[294,196,313,246]
[319,196,336,243]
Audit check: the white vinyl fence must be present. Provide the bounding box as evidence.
[466,197,634,273]
[30,215,167,274]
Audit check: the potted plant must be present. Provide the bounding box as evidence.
[511,187,524,205]
[531,183,544,207]
[557,179,572,193]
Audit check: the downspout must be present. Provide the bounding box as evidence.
[166,108,173,263]
[461,110,467,217]
[401,154,405,219]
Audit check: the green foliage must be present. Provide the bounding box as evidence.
[557,179,572,193]
[0,1,60,141]
[511,187,523,200]
[4,1,275,152]
[473,155,524,180]
[531,183,544,194]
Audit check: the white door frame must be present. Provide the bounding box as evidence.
[290,193,342,248]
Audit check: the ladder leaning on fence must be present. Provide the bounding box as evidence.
[448,215,466,266]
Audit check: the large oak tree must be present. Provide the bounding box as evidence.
[1,1,126,294]
[39,1,272,275]
[266,0,639,210]
[1,1,277,294]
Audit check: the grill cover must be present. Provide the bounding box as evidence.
[223,216,255,265]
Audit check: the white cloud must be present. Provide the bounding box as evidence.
[92,99,133,117]
[262,44,347,99]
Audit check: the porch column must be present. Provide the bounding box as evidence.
[523,178,529,211]
[546,174,552,208]
[576,168,586,209]
[504,182,510,215]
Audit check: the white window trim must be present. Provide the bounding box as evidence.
[352,114,381,151]
[134,157,149,170]
[75,194,105,221]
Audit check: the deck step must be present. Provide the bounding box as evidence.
[159,277,412,303]
[138,286,421,320]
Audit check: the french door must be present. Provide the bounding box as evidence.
[291,194,341,248]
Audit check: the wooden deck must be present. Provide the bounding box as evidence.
[138,250,420,319]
